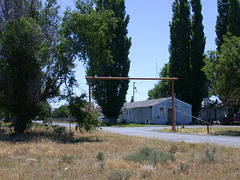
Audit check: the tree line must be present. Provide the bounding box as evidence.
[0,0,130,134]
[1,0,240,134]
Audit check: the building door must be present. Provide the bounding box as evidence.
[148,107,153,124]
[168,109,172,124]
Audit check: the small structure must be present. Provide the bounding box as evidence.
[121,97,192,125]
[198,101,227,122]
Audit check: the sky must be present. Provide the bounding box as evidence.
[53,0,218,107]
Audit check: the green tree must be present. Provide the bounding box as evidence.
[68,94,99,132]
[203,35,240,112]
[227,0,240,37]
[149,0,206,117]
[169,0,191,103]
[85,0,131,122]
[61,0,120,122]
[216,0,229,50]
[148,63,171,99]
[52,105,69,118]
[61,1,116,67]
[190,0,207,116]
[216,0,240,50]
[37,102,51,120]
[0,0,75,134]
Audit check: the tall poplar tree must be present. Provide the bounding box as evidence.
[86,0,131,122]
[216,0,240,50]
[149,0,206,117]
[169,0,191,104]
[190,0,207,116]
[227,0,240,37]
[216,0,229,50]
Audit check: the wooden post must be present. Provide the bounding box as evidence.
[206,107,209,134]
[88,79,91,112]
[86,76,178,131]
[172,80,175,131]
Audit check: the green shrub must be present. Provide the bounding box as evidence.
[180,162,190,173]
[123,147,152,163]
[169,144,178,154]
[61,154,74,163]
[123,147,176,166]
[149,150,176,166]
[190,144,197,148]
[54,126,66,136]
[96,152,104,161]
[200,146,217,163]
[139,147,153,157]
[106,169,132,180]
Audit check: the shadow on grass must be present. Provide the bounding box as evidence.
[0,128,104,144]
[212,130,240,136]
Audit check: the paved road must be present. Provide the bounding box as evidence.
[37,122,240,148]
[101,126,240,148]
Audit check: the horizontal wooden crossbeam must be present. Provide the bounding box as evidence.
[86,77,178,81]
[86,76,178,131]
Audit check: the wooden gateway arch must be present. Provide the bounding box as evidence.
[86,77,178,131]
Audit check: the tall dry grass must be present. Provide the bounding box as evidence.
[0,126,240,179]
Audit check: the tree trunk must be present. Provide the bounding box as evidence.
[12,116,29,135]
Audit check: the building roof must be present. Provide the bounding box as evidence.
[123,97,171,109]
[123,97,192,109]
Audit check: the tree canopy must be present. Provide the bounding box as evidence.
[190,0,207,116]
[216,0,240,50]
[52,105,69,118]
[0,0,75,134]
[216,0,229,50]
[148,63,171,99]
[149,0,207,117]
[62,0,131,122]
[169,0,192,104]
[206,0,240,112]
[87,0,131,121]
[203,35,240,112]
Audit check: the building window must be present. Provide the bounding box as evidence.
[129,110,131,116]
[159,107,165,117]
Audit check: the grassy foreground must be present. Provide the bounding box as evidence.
[0,126,240,179]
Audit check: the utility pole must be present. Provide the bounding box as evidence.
[132,82,136,102]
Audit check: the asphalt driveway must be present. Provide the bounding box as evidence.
[101,126,240,148]
[37,122,240,148]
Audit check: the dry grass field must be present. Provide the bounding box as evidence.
[0,125,240,180]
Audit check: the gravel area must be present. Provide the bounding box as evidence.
[101,126,240,148]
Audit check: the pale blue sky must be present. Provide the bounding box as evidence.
[54,0,218,107]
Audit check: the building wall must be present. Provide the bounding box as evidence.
[152,99,192,125]
[199,106,226,121]
[123,99,192,125]
[152,100,168,124]
[123,107,150,123]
